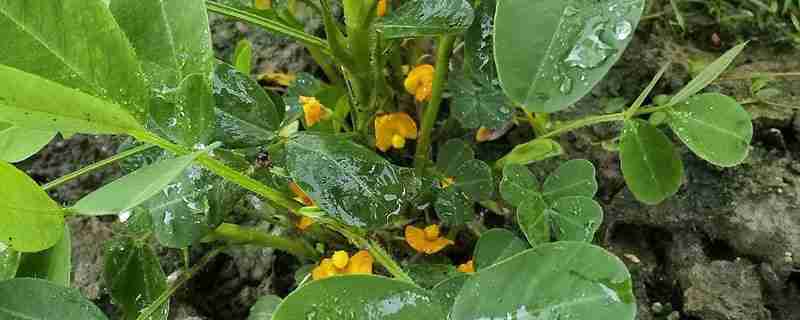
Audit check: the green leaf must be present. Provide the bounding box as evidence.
[249,295,282,320]
[0,65,144,135]
[494,0,645,113]
[448,74,513,130]
[272,275,447,319]
[16,225,71,287]
[0,278,108,320]
[668,43,747,106]
[212,63,281,148]
[452,159,494,201]
[234,39,254,74]
[620,119,684,204]
[452,242,636,320]
[436,139,474,177]
[500,164,540,207]
[0,161,64,253]
[378,0,474,39]
[149,73,215,146]
[517,195,550,246]
[542,159,599,201]
[146,165,213,248]
[517,196,603,246]
[435,187,474,225]
[464,0,497,76]
[431,274,469,311]
[495,138,563,168]
[110,0,216,145]
[667,93,753,167]
[284,132,419,229]
[406,264,459,289]
[71,150,205,216]
[0,0,148,119]
[473,229,528,270]
[0,123,55,163]
[104,237,168,320]
[0,242,20,281]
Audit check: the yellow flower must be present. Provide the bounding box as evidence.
[404,64,435,102]
[299,96,328,127]
[374,112,418,152]
[377,0,388,17]
[440,177,455,188]
[289,182,314,206]
[405,225,454,254]
[259,71,295,86]
[297,216,314,231]
[457,260,475,273]
[311,250,374,280]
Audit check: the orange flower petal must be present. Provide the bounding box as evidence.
[404,65,435,102]
[346,250,374,274]
[375,112,418,152]
[312,258,338,280]
[300,96,327,127]
[405,225,453,254]
[457,260,475,274]
[297,216,314,230]
[405,225,427,253]
[377,0,388,17]
[289,182,313,206]
[424,237,455,254]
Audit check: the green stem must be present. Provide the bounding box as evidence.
[42,144,155,191]
[325,221,414,284]
[207,223,318,259]
[718,71,800,81]
[367,239,414,283]
[206,1,332,57]
[132,131,302,213]
[136,247,225,320]
[414,35,456,172]
[538,105,671,140]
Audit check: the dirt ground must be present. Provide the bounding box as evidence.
[15,2,800,319]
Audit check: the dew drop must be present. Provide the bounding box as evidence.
[560,77,573,94]
[614,20,633,40]
[564,17,616,69]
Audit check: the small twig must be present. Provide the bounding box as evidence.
[42,144,155,191]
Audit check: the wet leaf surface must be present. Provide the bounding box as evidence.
[452,242,636,320]
[284,132,419,229]
[495,0,644,113]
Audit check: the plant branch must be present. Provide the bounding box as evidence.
[324,221,414,284]
[206,1,332,57]
[538,105,671,140]
[42,144,156,191]
[132,131,303,213]
[414,35,456,172]
[206,223,318,259]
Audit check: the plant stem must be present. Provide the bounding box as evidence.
[132,131,302,213]
[136,247,225,320]
[414,35,456,172]
[207,223,318,259]
[538,105,671,140]
[42,144,155,191]
[205,1,332,57]
[325,221,414,284]
[718,71,800,81]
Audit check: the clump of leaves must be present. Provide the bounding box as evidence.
[0,0,753,319]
